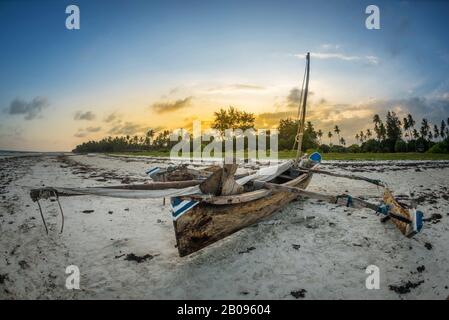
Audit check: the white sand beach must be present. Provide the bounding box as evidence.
[1,154,448,299]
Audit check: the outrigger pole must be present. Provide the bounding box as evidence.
[295,52,310,162]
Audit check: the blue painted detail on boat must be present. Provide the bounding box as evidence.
[170,197,199,220]
[376,204,390,215]
[309,152,322,163]
[415,210,424,232]
[145,167,160,175]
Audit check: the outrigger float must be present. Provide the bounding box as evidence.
[30,53,423,257]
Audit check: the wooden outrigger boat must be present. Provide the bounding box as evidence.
[172,159,318,256]
[29,53,424,257]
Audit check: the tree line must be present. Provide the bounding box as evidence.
[73,107,449,154]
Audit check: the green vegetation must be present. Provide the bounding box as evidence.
[74,106,449,159]
[109,151,449,161]
[280,152,449,161]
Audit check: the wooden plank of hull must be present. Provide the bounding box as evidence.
[382,188,413,236]
[173,172,314,257]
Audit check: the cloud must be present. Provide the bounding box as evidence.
[258,84,449,144]
[280,87,314,109]
[320,43,341,50]
[373,97,449,124]
[86,126,101,132]
[74,126,102,138]
[296,52,379,65]
[74,132,87,138]
[104,112,120,123]
[150,97,192,114]
[108,122,148,135]
[255,111,296,128]
[74,111,96,121]
[6,96,49,120]
[308,96,449,143]
[206,84,266,93]
[286,88,302,108]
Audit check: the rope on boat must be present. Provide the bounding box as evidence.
[293,53,308,151]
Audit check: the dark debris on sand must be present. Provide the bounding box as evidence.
[326,161,449,173]
[18,260,29,269]
[238,247,256,254]
[0,274,9,284]
[389,280,424,294]
[423,213,443,224]
[124,253,155,263]
[57,155,144,184]
[417,265,426,273]
[291,289,307,299]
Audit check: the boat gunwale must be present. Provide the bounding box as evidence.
[180,162,319,205]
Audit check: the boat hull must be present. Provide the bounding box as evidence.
[173,172,314,257]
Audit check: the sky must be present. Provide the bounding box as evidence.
[0,0,449,151]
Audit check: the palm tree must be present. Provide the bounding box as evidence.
[404,113,415,139]
[378,122,386,141]
[145,129,155,148]
[339,137,346,146]
[373,114,380,140]
[359,131,365,143]
[373,114,380,126]
[406,114,415,140]
[355,133,359,143]
[440,120,447,139]
[403,117,410,141]
[420,118,430,140]
[334,125,341,144]
[317,129,323,145]
[366,129,372,140]
[328,131,333,145]
[433,125,439,141]
[407,114,415,128]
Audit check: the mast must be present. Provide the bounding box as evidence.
[295,52,310,162]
